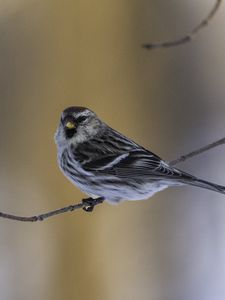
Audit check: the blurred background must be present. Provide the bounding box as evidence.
[0,0,225,299]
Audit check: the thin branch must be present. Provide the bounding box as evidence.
[169,137,225,166]
[1,136,225,222]
[0,197,104,222]
[143,0,222,50]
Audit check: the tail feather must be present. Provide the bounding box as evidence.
[185,178,225,195]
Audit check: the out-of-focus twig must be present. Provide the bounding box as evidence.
[0,136,225,222]
[143,0,222,50]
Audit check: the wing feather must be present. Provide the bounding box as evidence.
[82,148,187,180]
[72,131,193,182]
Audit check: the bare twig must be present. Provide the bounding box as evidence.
[1,136,225,222]
[169,137,225,166]
[0,197,104,222]
[143,0,222,50]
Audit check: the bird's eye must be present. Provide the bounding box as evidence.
[76,116,87,123]
[65,121,75,129]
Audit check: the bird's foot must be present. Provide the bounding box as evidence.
[82,197,105,212]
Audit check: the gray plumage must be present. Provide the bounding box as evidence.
[55,106,225,203]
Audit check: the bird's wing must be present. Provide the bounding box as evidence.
[82,148,190,180]
[82,152,130,171]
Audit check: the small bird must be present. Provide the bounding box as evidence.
[55,106,225,204]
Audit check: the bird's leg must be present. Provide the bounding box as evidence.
[82,197,105,212]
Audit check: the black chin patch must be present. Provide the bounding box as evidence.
[65,127,76,139]
[62,115,77,139]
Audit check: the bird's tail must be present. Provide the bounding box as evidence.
[183,177,225,195]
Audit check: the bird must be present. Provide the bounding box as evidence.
[55,106,225,204]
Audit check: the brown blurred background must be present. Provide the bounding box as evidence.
[0,0,225,299]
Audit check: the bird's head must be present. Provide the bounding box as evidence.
[55,106,104,149]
